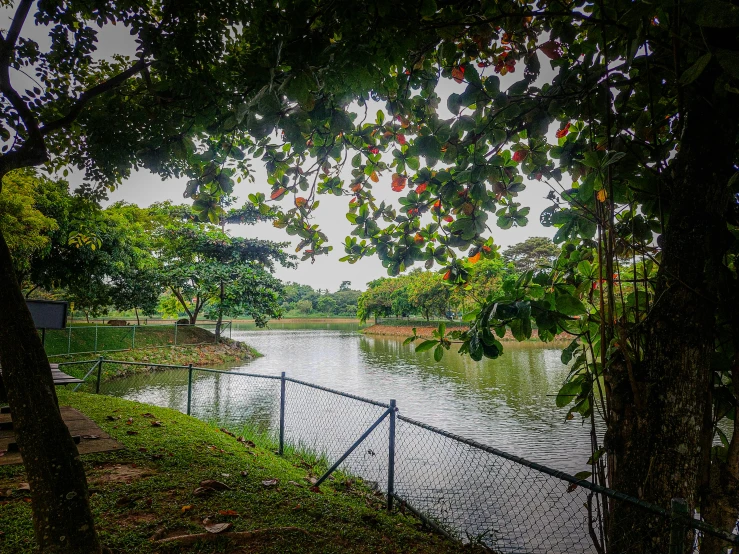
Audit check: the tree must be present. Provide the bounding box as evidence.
[316,295,337,315]
[502,237,559,273]
[406,270,450,321]
[0,170,58,281]
[156,205,289,329]
[296,299,313,314]
[339,280,352,291]
[2,1,738,552]
[243,3,739,552]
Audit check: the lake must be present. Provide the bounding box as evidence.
[226,321,594,475]
[100,320,602,552]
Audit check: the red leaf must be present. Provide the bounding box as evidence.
[270,187,287,200]
[397,133,406,145]
[512,150,528,162]
[451,66,465,83]
[556,122,571,138]
[539,40,563,61]
[443,270,451,280]
[469,252,481,264]
[415,183,427,194]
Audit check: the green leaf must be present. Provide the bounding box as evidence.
[415,340,438,353]
[433,343,444,362]
[696,0,739,28]
[574,471,592,481]
[556,377,583,407]
[680,53,712,85]
[716,49,739,80]
[555,292,587,316]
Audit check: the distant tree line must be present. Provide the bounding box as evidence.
[0,170,292,328]
[357,237,559,323]
[281,280,361,317]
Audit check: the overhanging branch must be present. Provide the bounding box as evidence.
[40,59,150,136]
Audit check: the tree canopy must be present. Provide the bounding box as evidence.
[0,0,738,553]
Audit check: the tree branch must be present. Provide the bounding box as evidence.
[3,0,34,57]
[40,59,149,136]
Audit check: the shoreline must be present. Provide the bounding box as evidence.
[362,323,571,342]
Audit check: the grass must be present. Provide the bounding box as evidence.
[42,325,219,357]
[0,391,470,554]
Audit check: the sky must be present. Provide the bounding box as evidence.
[4,6,558,292]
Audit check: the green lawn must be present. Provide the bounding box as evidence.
[43,325,217,357]
[0,391,469,554]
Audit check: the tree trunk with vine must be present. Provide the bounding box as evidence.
[604,61,739,552]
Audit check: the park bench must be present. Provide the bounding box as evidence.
[0,363,83,439]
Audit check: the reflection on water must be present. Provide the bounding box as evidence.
[228,323,593,474]
[101,322,600,551]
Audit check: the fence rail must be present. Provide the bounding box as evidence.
[61,358,739,553]
[42,322,232,357]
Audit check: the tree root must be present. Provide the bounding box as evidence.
[154,526,312,546]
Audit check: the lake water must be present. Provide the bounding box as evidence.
[227,321,593,475]
[100,321,602,552]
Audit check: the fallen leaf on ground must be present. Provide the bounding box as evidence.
[181,505,193,513]
[204,522,232,534]
[150,421,163,427]
[126,417,134,425]
[106,415,120,421]
[219,428,235,437]
[81,435,100,440]
[141,413,155,418]
[193,487,214,496]
[240,471,248,477]
[17,483,30,491]
[138,448,148,452]
[199,480,231,491]
[218,509,239,516]
[288,481,301,486]
[152,454,164,460]
[126,430,138,435]
[306,477,318,485]
[262,479,278,487]
[221,473,230,478]
[309,486,322,494]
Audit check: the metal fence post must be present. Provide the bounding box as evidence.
[94,325,98,353]
[67,326,72,355]
[669,498,688,554]
[187,364,193,415]
[174,322,178,346]
[279,371,286,455]
[95,356,103,394]
[131,325,136,350]
[387,399,396,511]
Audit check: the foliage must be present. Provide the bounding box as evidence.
[0,170,58,278]
[502,237,559,273]
[280,281,361,317]
[1,0,738,550]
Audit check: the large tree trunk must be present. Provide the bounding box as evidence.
[604,62,739,553]
[0,229,101,553]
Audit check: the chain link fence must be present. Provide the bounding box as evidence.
[61,358,739,553]
[42,322,231,356]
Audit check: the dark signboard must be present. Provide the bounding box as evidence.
[26,300,68,330]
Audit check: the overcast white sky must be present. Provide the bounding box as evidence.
[5,7,557,292]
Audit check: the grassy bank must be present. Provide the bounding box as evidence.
[44,325,222,357]
[0,392,468,554]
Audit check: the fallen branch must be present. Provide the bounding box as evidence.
[154,526,313,546]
